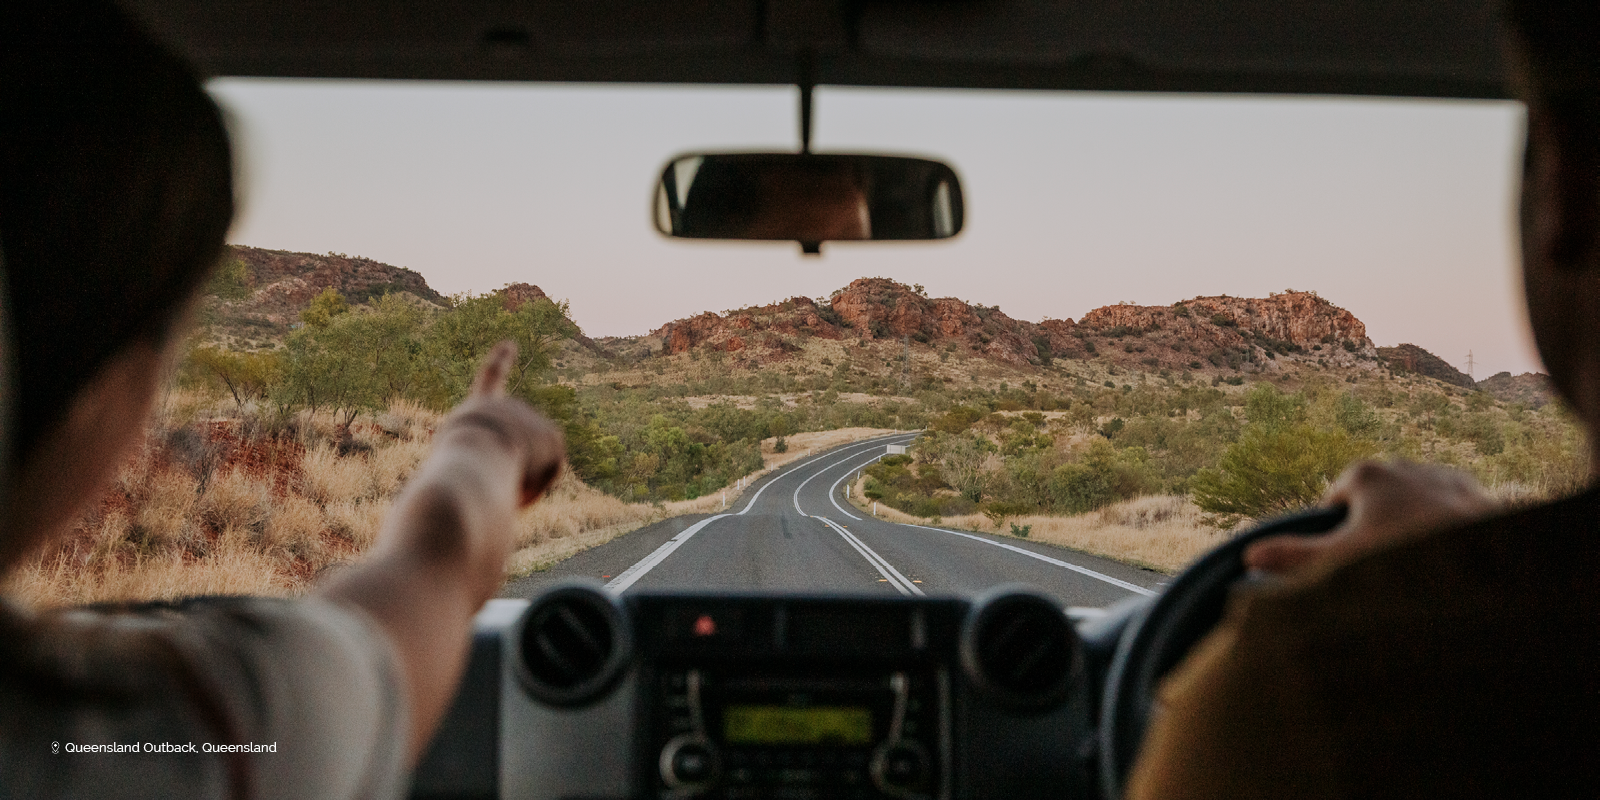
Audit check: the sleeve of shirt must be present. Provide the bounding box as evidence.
[1124,592,1341,800]
[159,596,411,800]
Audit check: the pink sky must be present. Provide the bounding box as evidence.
[213,80,1536,378]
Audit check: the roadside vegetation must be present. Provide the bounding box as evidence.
[851,374,1586,567]
[6,272,1588,605]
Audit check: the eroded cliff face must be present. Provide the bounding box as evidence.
[498,282,550,311]
[828,278,1065,367]
[203,246,451,347]
[1476,371,1554,408]
[1071,291,1377,373]
[228,246,447,323]
[1080,292,1367,348]
[1378,343,1474,388]
[645,280,1375,375]
[648,279,1090,368]
[651,297,840,360]
[208,245,1474,386]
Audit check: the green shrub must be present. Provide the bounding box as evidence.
[1191,423,1374,518]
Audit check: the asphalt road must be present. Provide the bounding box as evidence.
[501,434,1168,607]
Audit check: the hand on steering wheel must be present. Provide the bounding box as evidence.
[1097,506,1347,800]
[1244,460,1497,579]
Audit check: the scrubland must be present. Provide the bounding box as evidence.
[853,490,1221,573]
[10,273,1590,605]
[850,370,1588,573]
[1,387,906,607]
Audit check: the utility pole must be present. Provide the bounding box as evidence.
[1465,350,1476,379]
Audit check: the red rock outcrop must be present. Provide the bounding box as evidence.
[228,246,448,317]
[1378,343,1473,388]
[1067,291,1377,374]
[827,278,1064,367]
[494,282,603,352]
[648,278,1095,368]
[1475,371,1554,408]
[498,282,550,311]
[652,297,845,360]
[525,273,1382,377]
[1079,291,1367,348]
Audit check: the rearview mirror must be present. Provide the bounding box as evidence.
[654,153,964,253]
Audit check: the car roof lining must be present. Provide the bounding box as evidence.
[124,0,1511,100]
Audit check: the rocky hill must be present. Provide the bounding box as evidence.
[1476,371,1556,408]
[1376,343,1474,388]
[202,246,449,348]
[203,246,1534,395]
[647,279,1378,378]
[201,247,601,353]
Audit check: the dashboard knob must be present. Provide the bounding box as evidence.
[871,741,930,792]
[660,734,720,790]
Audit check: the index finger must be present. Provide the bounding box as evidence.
[472,341,518,398]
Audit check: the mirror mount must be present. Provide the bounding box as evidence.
[798,50,815,156]
[798,51,818,254]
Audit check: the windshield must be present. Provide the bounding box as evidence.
[9,81,1567,610]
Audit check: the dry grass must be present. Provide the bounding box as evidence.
[1,399,441,608]
[2,397,915,608]
[7,531,291,607]
[199,469,273,535]
[850,478,1223,573]
[514,471,657,550]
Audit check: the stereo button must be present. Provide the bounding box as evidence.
[871,742,930,793]
[660,735,721,790]
[674,745,714,782]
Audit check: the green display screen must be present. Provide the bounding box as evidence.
[723,705,874,745]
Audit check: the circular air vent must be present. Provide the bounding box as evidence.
[960,588,1080,709]
[513,583,632,707]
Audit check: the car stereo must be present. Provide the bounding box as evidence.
[412,584,1105,800]
[639,595,954,799]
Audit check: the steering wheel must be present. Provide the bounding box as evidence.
[1098,505,1348,799]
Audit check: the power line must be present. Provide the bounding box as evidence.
[1465,350,1475,379]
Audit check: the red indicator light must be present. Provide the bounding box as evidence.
[693,614,717,637]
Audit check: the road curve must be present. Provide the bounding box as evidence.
[501,434,1166,607]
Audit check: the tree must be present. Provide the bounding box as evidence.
[415,292,574,408]
[187,346,280,411]
[300,286,350,329]
[1190,423,1374,519]
[353,293,429,403]
[273,318,376,423]
[931,433,993,502]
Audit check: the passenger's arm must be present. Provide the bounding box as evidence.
[1244,460,1497,578]
[318,342,563,764]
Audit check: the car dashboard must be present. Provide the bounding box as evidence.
[409,583,1142,800]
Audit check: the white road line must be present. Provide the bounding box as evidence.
[826,455,887,520]
[605,514,729,593]
[605,433,916,593]
[792,436,917,516]
[819,517,924,596]
[900,524,1156,597]
[751,435,904,516]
